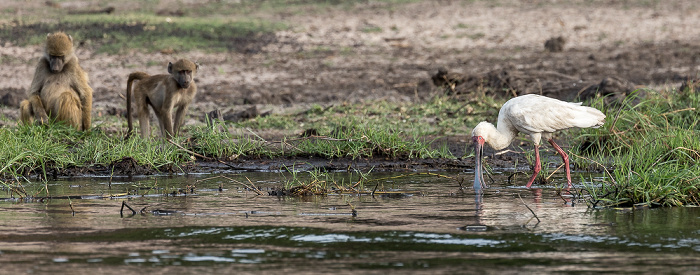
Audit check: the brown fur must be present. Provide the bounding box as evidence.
[19,32,93,131]
[125,59,199,139]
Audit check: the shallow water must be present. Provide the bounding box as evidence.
[0,172,699,274]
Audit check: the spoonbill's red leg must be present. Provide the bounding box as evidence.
[525,144,541,188]
[548,139,572,188]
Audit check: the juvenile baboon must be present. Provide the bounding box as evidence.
[19,32,93,131]
[125,59,199,139]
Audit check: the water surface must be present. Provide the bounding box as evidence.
[0,172,698,274]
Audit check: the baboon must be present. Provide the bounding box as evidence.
[125,59,199,139]
[19,32,93,131]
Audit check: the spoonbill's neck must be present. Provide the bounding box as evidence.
[472,121,517,150]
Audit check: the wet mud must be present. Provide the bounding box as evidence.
[48,156,473,178]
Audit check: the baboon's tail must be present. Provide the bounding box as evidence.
[125,72,149,139]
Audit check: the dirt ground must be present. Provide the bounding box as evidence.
[1,0,699,172]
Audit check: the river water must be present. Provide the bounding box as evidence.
[0,172,698,274]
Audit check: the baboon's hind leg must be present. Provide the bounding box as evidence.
[56,92,82,130]
[138,105,151,138]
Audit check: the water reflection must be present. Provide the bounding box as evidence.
[474,189,483,211]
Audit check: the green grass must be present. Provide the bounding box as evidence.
[0,123,190,180]
[0,15,285,54]
[189,111,457,160]
[572,88,700,207]
[0,0,419,54]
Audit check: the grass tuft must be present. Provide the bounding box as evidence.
[573,89,700,207]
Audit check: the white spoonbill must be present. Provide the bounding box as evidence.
[471,94,606,189]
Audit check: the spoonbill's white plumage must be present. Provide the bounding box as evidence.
[471,94,606,189]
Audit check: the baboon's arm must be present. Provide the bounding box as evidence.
[27,60,48,96]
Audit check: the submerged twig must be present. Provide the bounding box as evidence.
[507,171,527,185]
[120,201,136,217]
[456,177,465,189]
[557,189,575,206]
[518,193,540,224]
[199,175,265,196]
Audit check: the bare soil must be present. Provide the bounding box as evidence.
[1,0,699,173]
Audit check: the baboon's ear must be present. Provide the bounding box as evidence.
[167,62,174,74]
[46,33,51,38]
[68,34,73,43]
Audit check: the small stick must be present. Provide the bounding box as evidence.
[518,193,540,223]
[546,163,565,181]
[166,138,211,160]
[245,176,264,196]
[166,139,241,170]
[281,140,305,152]
[245,128,267,142]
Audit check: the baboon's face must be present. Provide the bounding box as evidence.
[48,55,65,73]
[174,69,194,89]
[168,60,198,89]
[45,32,74,73]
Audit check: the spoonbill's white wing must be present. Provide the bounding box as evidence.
[501,94,605,135]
